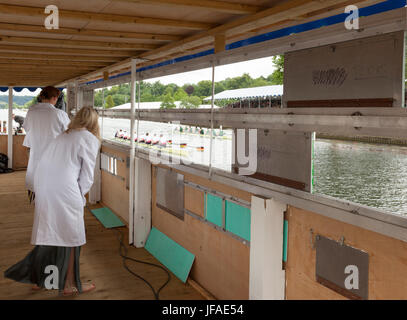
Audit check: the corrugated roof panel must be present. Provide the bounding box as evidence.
[204,85,283,100]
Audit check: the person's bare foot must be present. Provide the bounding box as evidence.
[32,285,41,291]
[81,283,96,294]
[63,283,95,296]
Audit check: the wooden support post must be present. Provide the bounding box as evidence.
[214,34,226,54]
[250,196,286,300]
[7,86,13,169]
[103,71,109,81]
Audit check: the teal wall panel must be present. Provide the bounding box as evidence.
[206,193,223,227]
[145,227,195,283]
[225,201,251,241]
[283,220,288,262]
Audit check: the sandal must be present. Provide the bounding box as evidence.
[32,285,41,291]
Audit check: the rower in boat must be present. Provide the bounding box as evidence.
[115,129,122,138]
[159,134,167,147]
[152,134,159,145]
[139,134,146,143]
[145,133,152,145]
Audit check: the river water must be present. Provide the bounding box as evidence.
[313,139,407,215]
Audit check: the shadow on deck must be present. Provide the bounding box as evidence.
[0,171,203,300]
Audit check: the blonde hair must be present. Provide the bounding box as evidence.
[66,106,101,140]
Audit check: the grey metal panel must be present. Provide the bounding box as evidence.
[316,235,369,300]
[255,130,313,192]
[156,167,185,220]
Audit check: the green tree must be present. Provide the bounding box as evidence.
[194,80,212,97]
[160,93,176,109]
[105,95,115,109]
[180,96,201,109]
[173,87,188,101]
[267,55,284,85]
[24,96,38,108]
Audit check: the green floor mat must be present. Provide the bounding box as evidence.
[145,227,195,283]
[91,207,125,229]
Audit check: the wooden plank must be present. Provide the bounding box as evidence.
[187,279,217,300]
[287,99,395,108]
[0,44,138,57]
[101,145,130,224]
[0,52,121,62]
[214,33,226,54]
[109,0,263,14]
[285,206,407,299]
[0,36,159,50]
[184,185,205,218]
[139,0,370,60]
[0,22,182,41]
[0,4,214,30]
[0,59,109,67]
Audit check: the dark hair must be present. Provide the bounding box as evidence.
[39,86,60,101]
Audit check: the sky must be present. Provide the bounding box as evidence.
[0,56,277,96]
[144,56,276,86]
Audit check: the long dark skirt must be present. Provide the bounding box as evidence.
[4,245,82,293]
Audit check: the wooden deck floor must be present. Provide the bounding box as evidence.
[0,171,203,300]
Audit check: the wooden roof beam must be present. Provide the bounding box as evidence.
[0,36,159,50]
[109,0,264,15]
[0,45,139,57]
[0,59,110,67]
[0,4,214,30]
[0,22,182,42]
[0,52,121,62]
[139,0,370,61]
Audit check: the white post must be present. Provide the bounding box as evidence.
[250,196,286,300]
[7,86,13,169]
[209,61,215,177]
[129,59,137,245]
[133,158,151,248]
[75,81,82,112]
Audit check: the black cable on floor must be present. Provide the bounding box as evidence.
[85,205,171,300]
[113,228,171,300]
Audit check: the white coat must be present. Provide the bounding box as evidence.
[31,129,100,247]
[23,103,70,191]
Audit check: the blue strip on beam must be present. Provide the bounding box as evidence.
[83,0,406,86]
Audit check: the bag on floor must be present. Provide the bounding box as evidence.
[0,153,13,174]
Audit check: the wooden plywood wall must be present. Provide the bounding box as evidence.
[0,135,28,169]
[285,206,407,299]
[152,164,251,300]
[100,145,129,224]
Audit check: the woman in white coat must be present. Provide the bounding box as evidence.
[23,86,70,201]
[5,107,100,296]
